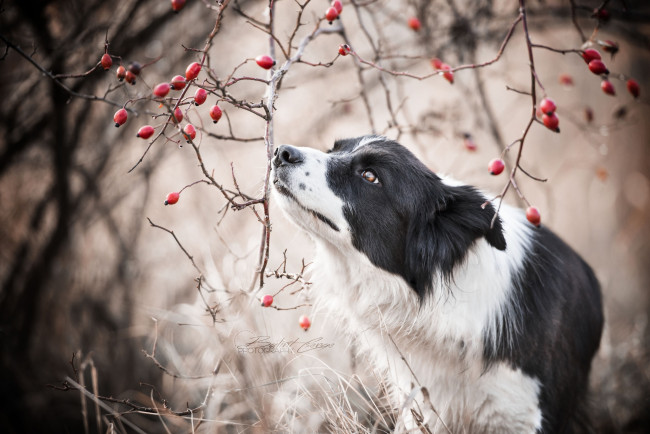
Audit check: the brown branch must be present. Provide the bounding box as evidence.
[146,218,202,276]
[0,33,125,109]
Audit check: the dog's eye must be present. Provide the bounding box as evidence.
[361,170,379,184]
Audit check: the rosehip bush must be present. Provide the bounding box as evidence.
[4,1,648,432]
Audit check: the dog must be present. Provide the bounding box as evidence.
[271,135,603,433]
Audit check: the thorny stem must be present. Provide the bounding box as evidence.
[489,0,538,227]
[128,0,231,173]
[251,14,342,292]
[0,33,125,109]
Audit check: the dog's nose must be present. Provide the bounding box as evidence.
[274,145,304,166]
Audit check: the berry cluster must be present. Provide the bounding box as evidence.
[582,47,640,99]
[431,58,454,84]
[325,0,343,24]
[540,97,559,133]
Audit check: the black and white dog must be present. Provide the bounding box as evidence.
[271,135,603,433]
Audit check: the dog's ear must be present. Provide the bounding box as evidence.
[404,185,506,298]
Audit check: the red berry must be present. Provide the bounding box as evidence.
[125,70,136,85]
[338,44,351,56]
[183,124,196,142]
[463,133,477,151]
[170,75,186,90]
[255,55,275,70]
[539,97,557,115]
[627,79,640,98]
[128,61,142,76]
[408,16,421,32]
[325,7,338,23]
[153,82,171,98]
[582,48,601,63]
[431,58,443,70]
[441,63,454,84]
[116,65,126,81]
[488,158,505,175]
[185,62,201,81]
[113,108,128,127]
[588,59,608,75]
[209,105,222,123]
[194,88,207,105]
[101,53,112,70]
[173,107,183,123]
[298,315,311,331]
[165,192,180,205]
[542,112,560,132]
[137,125,155,139]
[600,40,619,55]
[594,8,610,22]
[558,73,574,86]
[331,0,343,14]
[261,295,273,307]
[600,80,615,96]
[171,0,186,12]
[526,206,541,227]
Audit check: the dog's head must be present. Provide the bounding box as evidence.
[271,135,506,299]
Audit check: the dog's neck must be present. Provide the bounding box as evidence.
[308,202,532,357]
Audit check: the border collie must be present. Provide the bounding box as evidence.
[271,135,603,433]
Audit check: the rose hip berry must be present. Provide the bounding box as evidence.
[116,65,126,81]
[488,158,505,175]
[101,53,112,70]
[431,58,443,69]
[173,107,183,123]
[128,61,142,76]
[539,97,557,115]
[627,79,640,98]
[298,315,311,331]
[325,7,338,23]
[558,73,574,86]
[209,105,222,123]
[165,192,180,205]
[441,64,454,84]
[542,112,560,132]
[183,124,196,142]
[463,133,477,151]
[332,0,343,14]
[255,55,275,70]
[137,125,155,139]
[601,40,619,55]
[408,16,421,31]
[582,48,601,63]
[194,88,207,105]
[171,0,186,12]
[170,75,186,90]
[113,108,128,127]
[601,80,615,96]
[588,59,609,75]
[261,295,273,307]
[153,82,171,98]
[338,44,351,56]
[185,62,201,81]
[594,8,610,22]
[526,206,541,227]
[125,70,136,85]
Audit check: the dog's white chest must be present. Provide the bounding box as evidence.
[313,242,542,433]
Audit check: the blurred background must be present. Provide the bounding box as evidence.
[1,0,649,432]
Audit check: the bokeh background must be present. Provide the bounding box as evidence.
[1,0,649,432]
